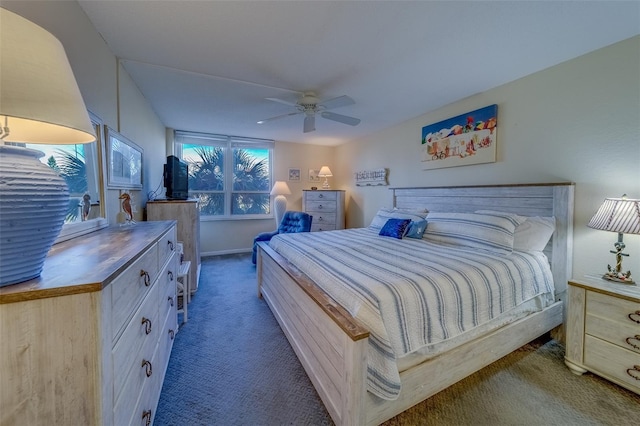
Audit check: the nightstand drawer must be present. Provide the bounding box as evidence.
[586,291,640,353]
[584,335,640,393]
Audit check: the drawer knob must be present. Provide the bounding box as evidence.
[142,410,152,426]
[168,240,175,251]
[141,317,152,335]
[318,216,323,222]
[142,359,153,377]
[625,335,640,351]
[169,329,175,340]
[140,270,151,287]
[626,365,640,381]
[168,296,174,307]
[168,270,174,281]
[318,194,324,198]
[318,204,323,209]
[629,311,640,324]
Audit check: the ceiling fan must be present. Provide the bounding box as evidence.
[257,91,361,133]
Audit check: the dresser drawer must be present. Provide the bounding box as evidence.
[305,200,337,213]
[111,243,159,342]
[584,335,640,393]
[586,291,640,352]
[158,227,177,269]
[311,223,336,232]
[305,191,337,202]
[112,278,160,399]
[313,212,336,225]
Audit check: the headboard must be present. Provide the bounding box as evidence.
[392,183,575,299]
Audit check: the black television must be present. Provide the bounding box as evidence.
[163,155,189,200]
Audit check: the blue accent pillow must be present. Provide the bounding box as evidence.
[379,218,411,239]
[405,220,428,239]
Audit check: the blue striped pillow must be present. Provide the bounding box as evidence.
[424,212,522,255]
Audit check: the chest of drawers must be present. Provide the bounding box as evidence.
[565,276,640,395]
[302,190,345,232]
[0,221,178,426]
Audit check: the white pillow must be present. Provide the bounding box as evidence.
[369,207,428,231]
[424,212,520,255]
[513,216,556,251]
[474,210,555,252]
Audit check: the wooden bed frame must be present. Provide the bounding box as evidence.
[256,183,574,425]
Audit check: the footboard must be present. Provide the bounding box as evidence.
[256,242,369,425]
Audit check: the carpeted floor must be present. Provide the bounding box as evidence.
[155,254,640,425]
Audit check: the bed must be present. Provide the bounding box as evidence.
[256,183,574,425]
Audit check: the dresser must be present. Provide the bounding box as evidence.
[0,221,178,426]
[147,199,201,295]
[302,190,345,232]
[565,276,640,395]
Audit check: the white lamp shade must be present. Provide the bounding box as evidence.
[0,8,95,144]
[318,166,333,177]
[588,196,640,234]
[270,181,291,196]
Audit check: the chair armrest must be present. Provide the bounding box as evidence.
[254,230,279,243]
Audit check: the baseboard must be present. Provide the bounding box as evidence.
[201,248,252,257]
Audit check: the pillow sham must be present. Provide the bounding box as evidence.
[474,210,555,251]
[379,218,412,239]
[369,207,428,231]
[424,212,520,255]
[404,219,428,239]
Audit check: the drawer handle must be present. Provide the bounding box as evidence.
[318,216,324,222]
[169,329,175,340]
[168,240,174,251]
[626,365,640,381]
[168,296,174,307]
[168,270,174,281]
[318,204,323,209]
[141,317,152,335]
[629,311,640,324]
[140,270,151,287]
[142,359,153,377]
[142,410,152,426]
[626,335,640,351]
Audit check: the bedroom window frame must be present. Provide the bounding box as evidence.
[174,130,274,220]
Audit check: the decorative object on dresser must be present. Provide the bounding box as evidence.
[587,194,640,284]
[302,189,345,232]
[270,181,292,227]
[318,166,333,189]
[0,221,179,425]
[147,199,201,297]
[565,276,640,395]
[0,9,96,287]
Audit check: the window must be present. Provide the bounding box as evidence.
[174,131,273,218]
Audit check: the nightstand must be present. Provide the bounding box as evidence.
[565,275,640,395]
[302,190,345,232]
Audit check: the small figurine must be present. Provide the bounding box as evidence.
[81,193,91,221]
[119,192,135,224]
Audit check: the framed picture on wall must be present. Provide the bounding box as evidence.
[288,168,301,181]
[309,168,320,182]
[105,126,143,189]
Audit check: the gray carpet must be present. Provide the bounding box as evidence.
[156,254,640,425]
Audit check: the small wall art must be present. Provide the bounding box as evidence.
[421,104,497,170]
[105,126,143,189]
[288,168,301,181]
[355,168,388,186]
[308,168,320,182]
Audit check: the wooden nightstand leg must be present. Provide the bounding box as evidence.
[564,358,587,375]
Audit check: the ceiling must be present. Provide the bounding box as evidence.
[77,1,640,146]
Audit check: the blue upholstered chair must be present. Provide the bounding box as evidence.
[252,211,312,264]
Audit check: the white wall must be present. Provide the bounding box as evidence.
[336,36,640,280]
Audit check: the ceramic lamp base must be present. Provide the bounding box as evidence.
[0,145,69,286]
[273,195,287,227]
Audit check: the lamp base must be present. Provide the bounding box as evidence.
[0,145,69,286]
[273,194,287,226]
[322,178,330,190]
[602,271,635,285]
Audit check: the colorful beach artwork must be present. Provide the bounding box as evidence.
[421,104,497,170]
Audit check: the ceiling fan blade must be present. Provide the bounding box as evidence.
[303,115,316,133]
[257,111,301,124]
[320,111,361,126]
[320,95,355,110]
[265,97,298,107]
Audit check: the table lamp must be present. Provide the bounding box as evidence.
[318,166,333,190]
[0,9,96,286]
[270,181,291,226]
[587,194,640,284]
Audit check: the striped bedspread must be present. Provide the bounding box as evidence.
[268,228,555,401]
